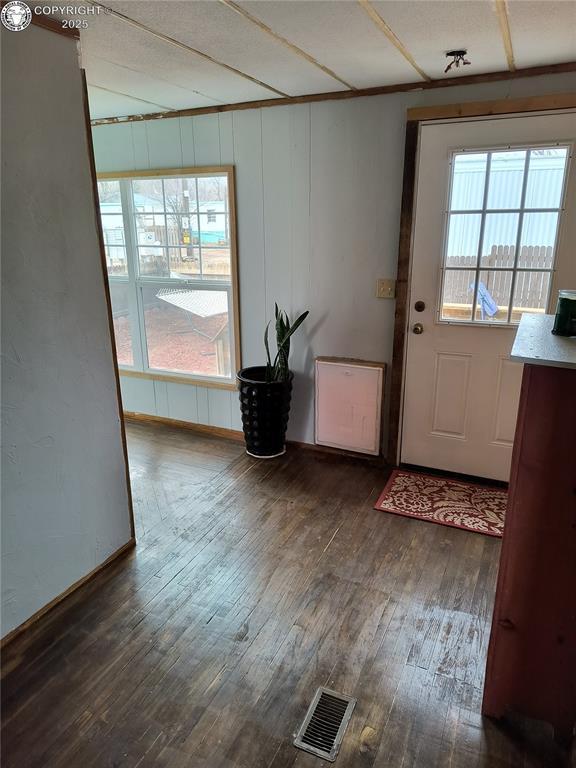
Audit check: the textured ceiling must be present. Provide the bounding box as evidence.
[81,0,576,120]
[237,1,420,88]
[370,0,509,77]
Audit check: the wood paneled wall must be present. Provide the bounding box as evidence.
[92,71,576,447]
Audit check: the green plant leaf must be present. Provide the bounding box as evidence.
[276,310,309,351]
[276,310,286,340]
[264,305,308,381]
[288,310,309,336]
[264,321,272,368]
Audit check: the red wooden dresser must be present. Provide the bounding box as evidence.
[482,314,576,745]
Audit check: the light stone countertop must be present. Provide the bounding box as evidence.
[511,313,576,370]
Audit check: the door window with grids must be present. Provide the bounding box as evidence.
[97,169,239,383]
[440,146,570,324]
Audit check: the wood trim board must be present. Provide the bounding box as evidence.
[124,412,245,441]
[90,62,576,126]
[407,93,576,122]
[124,411,384,462]
[387,121,418,465]
[0,539,136,653]
[98,166,235,179]
[218,0,355,90]
[357,0,431,82]
[289,439,384,462]
[85,0,287,98]
[227,166,242,381]
[494,0,516,72]
[315,355,386,369]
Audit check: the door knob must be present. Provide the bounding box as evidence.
[412,322,424,334]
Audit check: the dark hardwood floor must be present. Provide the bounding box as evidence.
[1,420,570,767]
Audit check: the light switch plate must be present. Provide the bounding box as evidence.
[376,279,396,299]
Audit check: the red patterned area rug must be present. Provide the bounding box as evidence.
[374,470,506,537]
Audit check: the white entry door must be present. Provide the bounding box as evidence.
[401,111,576,481]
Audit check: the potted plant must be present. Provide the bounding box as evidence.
[237,304,309,458]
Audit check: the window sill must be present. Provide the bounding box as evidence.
[118,368,238,391]
[437,320,520,328]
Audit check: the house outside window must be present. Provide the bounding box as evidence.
[97,168,240,385]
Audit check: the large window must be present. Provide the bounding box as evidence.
[97,168,239,384]
[440,146,570,324]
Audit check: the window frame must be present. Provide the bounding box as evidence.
[438,142,572,327]
[97,166,241,390]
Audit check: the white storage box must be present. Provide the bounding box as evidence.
[315,357,386,455]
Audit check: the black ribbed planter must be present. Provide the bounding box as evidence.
[237,366,294,458]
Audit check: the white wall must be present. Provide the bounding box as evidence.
[92,72,575,447]
[1,25,133,638]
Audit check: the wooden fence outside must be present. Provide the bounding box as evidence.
[444,245,553,310]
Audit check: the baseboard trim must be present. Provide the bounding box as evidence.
[0,538,136,651]
[124,411,245,441]
[124,411,386,462]
[289,439,385,463]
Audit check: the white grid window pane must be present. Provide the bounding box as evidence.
[131,178,164,212]
[521,211,560,250]
[100,211,127,276]
[441,269,475,321]
[163,177,197,214]
[445,214,481,266]
[480,213,519,267]
[136,213,167,247]
[486,150,526,209]
[109,282,134,366]
[141,284,231,378]
[171,251,202,277]
[97,179,122,207]
[475,271,513,323]
[524,148,568,209]
[512,272,551,322]
[441,145,570,326]
[450,153,487,211]
[197,176,228,211]
[138,247,170,278]
[97,172,237,381]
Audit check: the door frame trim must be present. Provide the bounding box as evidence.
[387,93,576,464]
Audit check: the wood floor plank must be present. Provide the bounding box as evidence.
[2,423,570,767]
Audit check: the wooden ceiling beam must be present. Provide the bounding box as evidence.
[218,0,356,90]
[408,92,576,121]
[494,0,516,71]
[85,0,290,97]
[357,0,431,82]
[90,60,576,126]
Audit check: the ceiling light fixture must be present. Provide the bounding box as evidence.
[444,49,471,73]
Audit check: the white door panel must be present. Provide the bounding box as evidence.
[401,111,576,481]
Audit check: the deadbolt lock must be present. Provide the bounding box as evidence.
[412,323,424,335]
[414,300,425,312]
